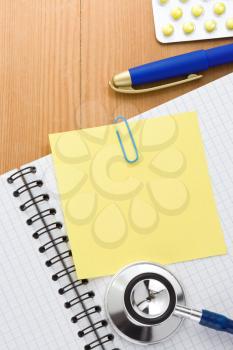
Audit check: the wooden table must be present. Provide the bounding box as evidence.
[0,0,232,173]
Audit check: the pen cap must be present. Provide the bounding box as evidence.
[129,51,209,86]
[206,43,233,68]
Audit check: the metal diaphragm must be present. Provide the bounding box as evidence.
[105,262,186,345]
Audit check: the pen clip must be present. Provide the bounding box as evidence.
[109,74,203,94]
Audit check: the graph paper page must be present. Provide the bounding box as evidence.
[129,72,233,349]
[88,73,233,350]
[36,71,233,350]
[43,72,233,350]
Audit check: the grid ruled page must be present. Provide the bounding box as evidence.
[36,72,233,350]
[0,170,85,349]
[39,71,233,350]
[128,72,233,349]
[67,72,233,350]
[88,72,233,350]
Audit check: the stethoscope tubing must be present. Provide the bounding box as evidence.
[174,304,233,334]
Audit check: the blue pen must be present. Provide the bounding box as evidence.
[109,42,233,94]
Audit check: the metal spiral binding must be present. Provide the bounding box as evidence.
[7,167,117,350]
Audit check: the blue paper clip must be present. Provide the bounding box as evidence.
[114,116,139,164]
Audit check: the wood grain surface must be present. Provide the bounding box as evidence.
[0,0,232,173]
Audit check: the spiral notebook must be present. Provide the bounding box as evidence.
[1,71,233,350]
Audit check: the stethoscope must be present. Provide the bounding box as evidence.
[105,262,233,345]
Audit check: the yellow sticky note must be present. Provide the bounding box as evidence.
[49,112,226,278]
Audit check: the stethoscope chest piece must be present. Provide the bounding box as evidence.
[105,262,185,345]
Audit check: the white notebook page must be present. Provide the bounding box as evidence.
[30,72,233,350]
[129,72,233,349]
[37,72,233,349]
[91,72,233,349]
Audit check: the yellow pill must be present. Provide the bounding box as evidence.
[213,2,226,15]
[159,0,169,4]
[226,18,233,30]
[162,23,174,36]
[205,20,217,32]
[180,0,189,3]
[171,7,183,20]
[183,22,195,34]
[191,4,204,17]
